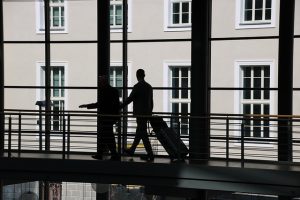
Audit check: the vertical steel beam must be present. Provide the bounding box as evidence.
[1,1,5,198]
[98,0,110,77]
[122,0,128,152]
[278,0,295,162]
[44,0,51,151]
[97,0,110,147]
[0,0,4,157]
[190,0,211,161]
[96,0,110,198]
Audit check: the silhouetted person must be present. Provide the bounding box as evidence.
[121,69,154,161]
[79,75,120,161]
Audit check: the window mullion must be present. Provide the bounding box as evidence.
[252,0,255,22]
[262,0,266,21]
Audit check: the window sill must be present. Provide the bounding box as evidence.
[164,26,191,32]
[37,29,68,34]
[236,22,276,30]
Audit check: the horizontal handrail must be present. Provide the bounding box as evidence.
[2,109,300,163]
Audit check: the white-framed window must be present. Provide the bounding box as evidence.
[37,62,67,132]
[109,66,123,99]
[164,0,192,32]
[110,0,123,29]
[169,66,191,135]
[36,0,67,33]
[110,0,132,32]
[236,0,276,29]
[240,65,271,138]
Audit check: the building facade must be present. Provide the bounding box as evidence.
[2,0,300,199]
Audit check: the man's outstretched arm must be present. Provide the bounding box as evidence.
[79,103,98,109]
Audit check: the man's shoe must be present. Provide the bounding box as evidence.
[140,155,154,162]
[92,154,103,160]
[123,148,134,156]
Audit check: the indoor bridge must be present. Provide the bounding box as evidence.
[0,109,300,198]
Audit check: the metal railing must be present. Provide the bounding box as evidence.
[2,109,300,163]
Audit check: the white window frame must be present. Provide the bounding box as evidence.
[235,0,276,29]
[36,61,68,139]
[163,61,191,136]
[234,60,276,147]
[110,0,132,33]
[36,0,68,34]
[164,0,192,32]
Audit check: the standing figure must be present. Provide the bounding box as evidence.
[121,69,154,161]
[79,75,120,161]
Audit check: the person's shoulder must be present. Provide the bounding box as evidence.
[144,81,152,88]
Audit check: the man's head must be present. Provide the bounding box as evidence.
[99,75,109,88]
[136,69,145,81]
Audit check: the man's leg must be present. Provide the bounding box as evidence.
[124,118,142,155]
[139,118,154,159]
[105,122,118,157]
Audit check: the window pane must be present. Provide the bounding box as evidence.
[254,67,261,77]
[61,7,64,26]
[243,78,251,99]
[182,13,189,24]
[116,5,122,15]
[182,3,189,12]
[53,68,60,97]
[173,3,180,13]
[245,0,253,9]
[255,0,263,9]
[172,68,179,77]
[255,10,263,20]
[172,103,179,113]
[61,68,64,97]
[53,7,59,17]
[263,104,270,137]
[253,104,261,114]
[52,101,60,131]
[244,67,251,77]
[264,67,270,77]
[173,14,180,24]
[254,78,261,99]
[265,9,271,20]
[116,16,122,25]
[266,0,272,8]
[243,104,251,114]
[264,78,270,99]
[181,103,188,114]
[245,10,252,21]
[181,78,188,98]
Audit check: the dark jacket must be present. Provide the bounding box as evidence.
[123,80,153,115]
[86,86,120,122]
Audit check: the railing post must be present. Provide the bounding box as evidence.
[117,119,122,156]
[8,116,12,158]
[39,106,43,151]
[62,116,66,159]
[67,114,70,153]
[226,117,229,161]
[18,113,21,154]
[241,122,245,167]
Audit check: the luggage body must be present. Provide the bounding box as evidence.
[150,116,189,161]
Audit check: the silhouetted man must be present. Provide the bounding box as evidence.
[79,75,120,161]
[121,69,154,161]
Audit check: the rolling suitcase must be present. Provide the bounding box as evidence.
[149,116,189,161]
